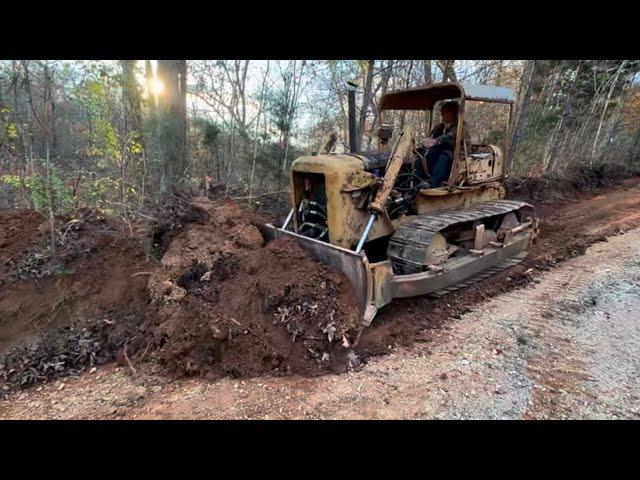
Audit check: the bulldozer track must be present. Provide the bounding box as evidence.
[387,200,534,274]
[427,251,526,298]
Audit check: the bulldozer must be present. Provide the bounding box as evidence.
[259,81,539,327]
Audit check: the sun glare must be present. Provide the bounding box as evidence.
[149,77,164,97]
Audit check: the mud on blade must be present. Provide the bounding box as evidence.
[257,223,375,322]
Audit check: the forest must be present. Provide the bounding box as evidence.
[1,60,639,220]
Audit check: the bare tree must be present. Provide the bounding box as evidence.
[544,61,583,172]
[508,60,538,170]
[366,60,394,150]
[424,60,432,85]
[357,60,375,150]
[156,60,187,191]
[280,60,307,173]
[590,60,629,166]
[437,60,456,82]
[21,61,56,253]
[249,61,270,200]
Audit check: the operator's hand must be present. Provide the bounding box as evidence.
[422,138,437,148]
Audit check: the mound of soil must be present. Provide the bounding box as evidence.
[7,168,636,392]
[146,192,210,260]
[138,197,361,379]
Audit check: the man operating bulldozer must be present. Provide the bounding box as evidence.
[414,100,470,188]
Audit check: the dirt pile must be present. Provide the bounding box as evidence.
[1,195,360,389]
[138,197,361,379]
[146,192,210,260]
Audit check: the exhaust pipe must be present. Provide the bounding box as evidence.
[347,81,358,153]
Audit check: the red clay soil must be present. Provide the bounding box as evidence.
[0,210,149,362]
[137,197,361,380]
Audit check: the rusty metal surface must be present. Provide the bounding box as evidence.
[415,182,506,214]
[380,82,516,111]
[291,154,394,248]
[368,126,415,214]
[352,151,390,170]
[462,145,504,185]
[380,82,464,110]
[427,250,527,298]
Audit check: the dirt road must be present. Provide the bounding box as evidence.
[2,181,640,419]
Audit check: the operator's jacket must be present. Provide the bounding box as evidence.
[428,120,471,153]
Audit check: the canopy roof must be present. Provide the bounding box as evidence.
[379,82,517,110]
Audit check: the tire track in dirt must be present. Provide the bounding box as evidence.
[485,230,640,419]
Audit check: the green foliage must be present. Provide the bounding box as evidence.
[6,122,18,139]
[128,137,143,155]
[87,177,121,210]
[79,79,120,161]
[266,87,292,134]
[2,169,73,212]
[1,174,21,188]
[202,122,220,148]
[0,106,18,144]
[192,117,220,149]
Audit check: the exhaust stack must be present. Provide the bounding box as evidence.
[347,81,358,153]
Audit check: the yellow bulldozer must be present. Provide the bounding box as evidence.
[260,82,539,327]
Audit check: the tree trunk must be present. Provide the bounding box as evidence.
[156,60,187,192]
[281,60,306,174]
[437,60,456,82]
[508,60,537,170]
[629,124,640,161]
[423,60,433,129]
[590,60,629,166]
[249,61,270,200]
[366,61,393,150]
[424,60,432,85]
[43,63,56,254]
[399,60,414,130]
[545,61,582,173]
[357,60,375,150]
[328,62,350,149]
[120,61,143,132]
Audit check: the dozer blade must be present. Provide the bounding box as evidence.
[257,223,376,323]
